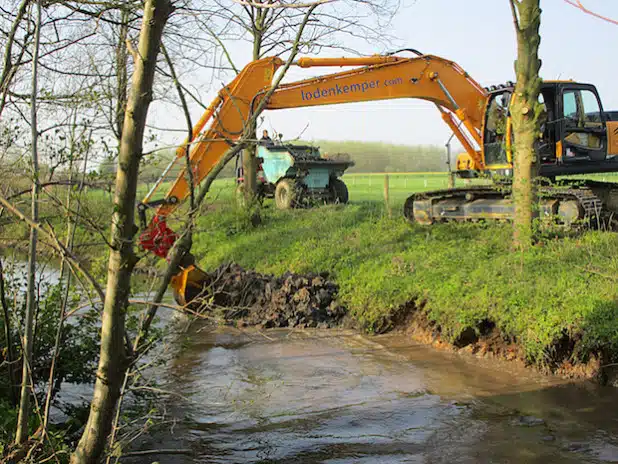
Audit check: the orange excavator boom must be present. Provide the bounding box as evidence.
[137,52,489,295]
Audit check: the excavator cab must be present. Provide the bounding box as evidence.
[539,82,618,175]
[475,82,618,178]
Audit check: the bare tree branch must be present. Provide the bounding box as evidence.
[161,43,195,210]
[233,0,335,8]
[563,0,618,25]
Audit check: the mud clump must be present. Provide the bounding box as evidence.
[194,263,346,329]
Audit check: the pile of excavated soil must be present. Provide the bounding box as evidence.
[194,263,347,329]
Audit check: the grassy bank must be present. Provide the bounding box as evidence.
[191,173,618,369]
[3,172,618,370]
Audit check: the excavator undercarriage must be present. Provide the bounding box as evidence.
[404,180,618,227]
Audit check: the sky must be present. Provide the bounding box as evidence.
[153,0,618,149]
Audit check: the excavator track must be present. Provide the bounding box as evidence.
[403,181,612,226]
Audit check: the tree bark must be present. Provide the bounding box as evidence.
[15,0,41,445]
[114,7,130,142]
[0,259,17,406]
[242,130,258,200]
[70,1,171,462]
[242,10,266,200]
[509,0,543,250]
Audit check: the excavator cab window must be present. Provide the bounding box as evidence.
[537,91,554,163]
[483,91,511,167]
[560,86,606,161]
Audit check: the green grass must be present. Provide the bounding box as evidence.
[182,172,486,206]
[189,172,618,367]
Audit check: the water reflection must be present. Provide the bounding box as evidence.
[129,328,618,464]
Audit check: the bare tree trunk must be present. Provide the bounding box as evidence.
[103,44,198,460]
[0,259,17,406]
[70,1,172,462]
[115,7,130,142]
[509,0,543,250]
[15,0,41,445]
[243,130,258,200]
[242,15,266,200]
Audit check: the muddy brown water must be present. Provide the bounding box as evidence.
[128,326,618,463]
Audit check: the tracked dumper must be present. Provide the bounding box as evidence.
[235,144,353,208]
[257,144,353,208]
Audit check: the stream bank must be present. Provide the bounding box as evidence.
[385,301,609,383]
[188,263,614,384]
[192,204,618,379]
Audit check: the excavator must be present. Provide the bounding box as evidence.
[137,50,618,304]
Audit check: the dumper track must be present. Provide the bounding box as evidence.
[403,183,606,225]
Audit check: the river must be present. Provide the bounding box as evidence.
[125,325,618,463]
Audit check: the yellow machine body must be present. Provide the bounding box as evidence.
[139,53,618,305]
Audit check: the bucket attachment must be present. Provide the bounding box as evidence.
[170,264,210,307]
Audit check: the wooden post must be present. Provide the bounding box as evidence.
[383,174,391,217]
[446,136,455,188]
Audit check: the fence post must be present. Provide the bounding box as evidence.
[384,174,391,218]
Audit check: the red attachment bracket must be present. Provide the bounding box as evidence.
[139,215,177,258]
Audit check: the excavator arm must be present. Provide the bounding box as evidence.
[137,52,489,302]
[264,55,486,155]
[138,56,285,258]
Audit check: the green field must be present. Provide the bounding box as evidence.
[193,172,485,207]
[190,171,618,208]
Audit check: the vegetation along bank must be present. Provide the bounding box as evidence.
[3,171,618,381]
[185,172,618,381]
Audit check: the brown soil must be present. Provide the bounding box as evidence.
[383,300,607,383]
[193,263,347,329]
